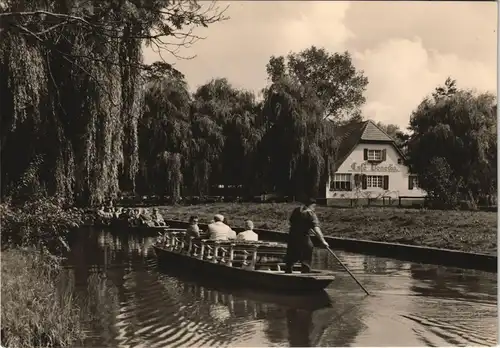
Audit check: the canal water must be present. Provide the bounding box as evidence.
[64,227,498,347]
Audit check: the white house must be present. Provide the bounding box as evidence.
[323,120,426,204]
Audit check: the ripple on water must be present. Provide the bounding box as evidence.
[110,268,262,348]
[402,313,497,347]
[68,229,497,347]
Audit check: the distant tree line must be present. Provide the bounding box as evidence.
[1,1,496,209]
[136,46,369,203]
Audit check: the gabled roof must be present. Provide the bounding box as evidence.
[328,119,405,170]
[360,120,394,142]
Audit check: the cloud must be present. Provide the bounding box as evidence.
[143,1,352,94]
[142,1,497,129]
[355,37,496,129]
[344,2,497,68]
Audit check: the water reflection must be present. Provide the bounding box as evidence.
[409,264,497,302]
[403,263,498,347]
[64,228,497,347]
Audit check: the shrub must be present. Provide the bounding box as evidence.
[1,249,85,347]
[1,197,86,347]
[0,197,83,254]
[416,157,465,209]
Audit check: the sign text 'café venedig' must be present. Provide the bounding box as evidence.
[348,162,400,173]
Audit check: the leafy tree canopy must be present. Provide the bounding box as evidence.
[406,78,497,207]
[266,46,369,124]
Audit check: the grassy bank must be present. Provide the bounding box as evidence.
[1,249,85,348]
[157,203,497,255]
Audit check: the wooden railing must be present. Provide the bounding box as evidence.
[155,230,296,271]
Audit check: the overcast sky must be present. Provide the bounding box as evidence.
[143,1,497,130]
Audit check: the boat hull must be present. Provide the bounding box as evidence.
[153,246,335,293]
[94,219,168,234]
[178,273,333,311]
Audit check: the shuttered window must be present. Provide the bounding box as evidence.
[330,173,352,191]
[362,175,389,190]
[363,149,387,162]
[367,175,383,188]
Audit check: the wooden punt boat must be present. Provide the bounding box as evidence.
[93,216,169,233]
[153,232,336,293]
[111,221,168,233]
[164,268,333,311]
[160,229,289,264]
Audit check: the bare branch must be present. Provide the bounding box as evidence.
[2,1,228,65]
[0,10,94,25]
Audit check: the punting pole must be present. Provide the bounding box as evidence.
[326,247,370,296]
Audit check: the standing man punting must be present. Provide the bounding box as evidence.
[285,198,329,274]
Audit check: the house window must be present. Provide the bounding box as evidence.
[366,175,384,188]
[364,149,386,162]
[361,175,389,190]
[368,150,382,161]
[408,175,419,190]
[397,158,403,164]
[330,173,352,191]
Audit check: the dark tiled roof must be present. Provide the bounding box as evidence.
[328,120,397,170]
[330,121,366,170]
[361,121,394,142]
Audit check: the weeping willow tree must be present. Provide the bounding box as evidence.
[137,62,192,201]
[188,111,225,196]
[190,78,264,196]
[0,0,226,206]
[223,105,265,196]
[260,76,336,199]
[259,47,368,199]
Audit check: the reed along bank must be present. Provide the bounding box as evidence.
[1,249,85,348]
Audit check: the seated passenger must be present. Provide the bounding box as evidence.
[97,206,106,216]
[140,208,154,227]
[103,207,113,219]
[96,206,109,224]
[208,214,234,240]
[186,215,200,238]
[109,207,118,222]
[237,220,258,241]
[138,208,148,225]
[119,208,129,220]
[151,208,166,226]
[106,201,115,217]
[130,208,141,226]
[140,207,151,219]
[126,208,135,223]
[113,207,122,219]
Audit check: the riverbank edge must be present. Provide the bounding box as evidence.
[162,219,497,273]
[0,200,87,348]
[1,249,85,348]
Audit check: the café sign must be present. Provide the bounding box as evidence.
[349,161,399,173]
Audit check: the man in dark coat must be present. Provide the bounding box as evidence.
[285,198,329,273]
